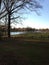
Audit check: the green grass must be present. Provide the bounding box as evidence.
[15,32,49,40]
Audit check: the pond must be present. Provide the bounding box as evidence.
[10,32,26,35]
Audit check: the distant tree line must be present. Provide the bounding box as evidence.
[11,27,49,32]
[0,25,49,32]
[11,27,36,32]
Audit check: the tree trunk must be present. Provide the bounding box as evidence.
[8,13,11,38]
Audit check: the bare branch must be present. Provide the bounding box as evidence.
[11,2,25,12]
[0,12,7,19]
[11,16,20,20]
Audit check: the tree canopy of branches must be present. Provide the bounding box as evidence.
[0,0,42,37]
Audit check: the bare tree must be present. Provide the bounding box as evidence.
[0,0,42,38]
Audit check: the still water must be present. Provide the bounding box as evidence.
[10,32,26,35]
[10,31,40,35]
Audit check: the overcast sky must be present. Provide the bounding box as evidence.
[12,0,49,29]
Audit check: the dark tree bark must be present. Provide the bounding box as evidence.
[0,0,1,8]
[8,12,11,38]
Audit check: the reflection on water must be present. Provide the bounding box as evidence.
[10,32,26,35]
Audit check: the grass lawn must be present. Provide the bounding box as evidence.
[0,33,49,65]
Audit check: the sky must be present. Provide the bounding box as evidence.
[12,0,49,29]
